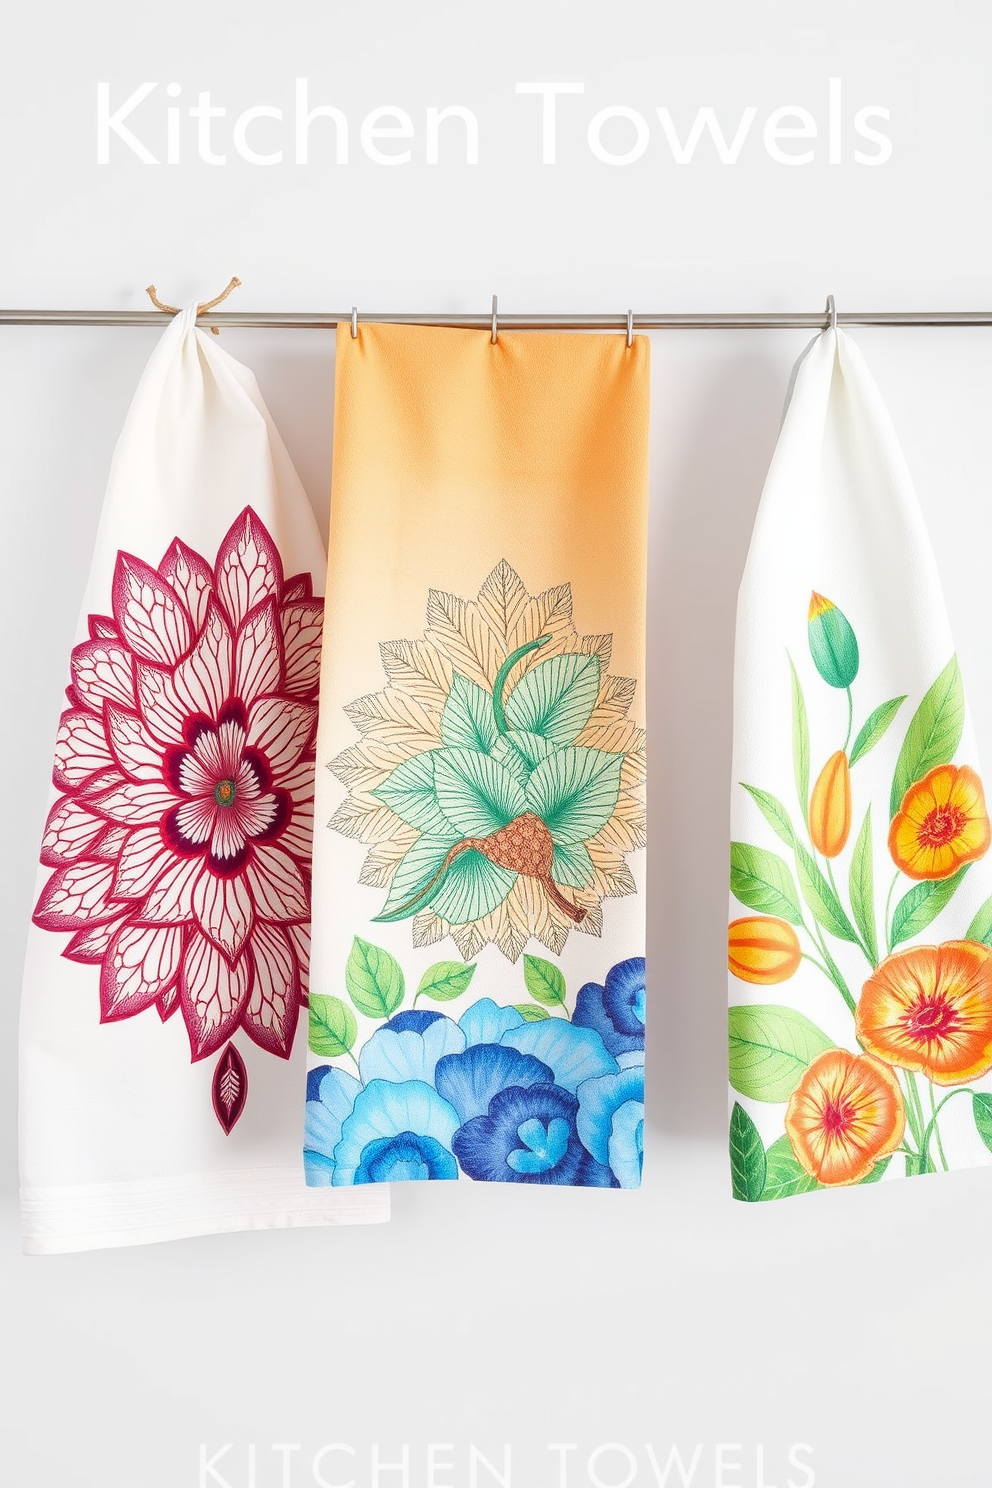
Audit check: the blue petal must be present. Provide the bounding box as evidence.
[501,1019,618,1091]
[385,1010,445,1033]
[452,1083,614,1186]
[576,1066,645,1188]
[458,997,524,1045]
[609,1100,645,1190]
[333,1079,460,1186]
[507,1116,571,1174]
[303,1149,337,1187]
[434,1043,555,1122]
[603,957,646,1033]
[358,1015,465,1085]
[353,1133,458,1183]
[306,1064,331,1102]
[573,981,644,1058]
[303,1067,362,1164]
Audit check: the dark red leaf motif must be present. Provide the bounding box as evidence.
[211,1041,248,1134]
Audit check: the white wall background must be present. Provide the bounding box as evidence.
[3,4,992,1486]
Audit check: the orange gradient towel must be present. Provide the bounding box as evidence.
[306,324,649,1191]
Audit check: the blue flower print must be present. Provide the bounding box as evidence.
[458,997,524,1045]
[576,1064,645,1189]
[332,1079,460,1185]
[435,1043,555,1123]
[453,1083,616,1186]
[572,957,646,1058]
[358,1012,466,1085]
[303,1066,363,1186]
[501,1018,618,1091]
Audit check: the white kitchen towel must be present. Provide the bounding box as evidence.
[729,327,992,1199]
[20,302,389,1251]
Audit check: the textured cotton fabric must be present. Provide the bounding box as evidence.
[306,323,649,1189]
[20,303,389,1251]
[729,327,992,1200]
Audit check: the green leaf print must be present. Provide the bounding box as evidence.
[849,808,879,966]
[440,672,499,753]
[889,657,965,819]
[728,1004,835,1102]
[523,954,567,1007]
[416,961,478,1002]
[849,696,907,766]
[730,1103,767,1202]
[794,843,860,943]
[788,654,811,812]
[890,867,969,948]
[345,937,405,1019]
[504,652,601,745]
[759,1136,819,1200]
[730,842,803,925]
[308,994,358,1058]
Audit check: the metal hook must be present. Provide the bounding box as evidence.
[626,309,634,348]
[351,305,358,339]
[491,294,498,345]
[825,295,838,332]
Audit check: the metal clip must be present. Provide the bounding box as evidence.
[626,309,634,348]
[491,294,498,345]
[351,306,358,339]
[825,295,838,332]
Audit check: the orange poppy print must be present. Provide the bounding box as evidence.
[857,940,992,1085]
[889,764,990,881]
[785,1049,905,1186]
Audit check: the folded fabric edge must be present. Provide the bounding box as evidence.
[20,1168,390,1255]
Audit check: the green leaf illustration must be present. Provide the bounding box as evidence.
[430,850,515,925]
[514,1004,551,1022]
[523,954,567,1006]
[416,961,477,1002]
[794,842,860,944]
[788,654,811,811]
[889,657,964,819]
[374,834,460,922]
[759,1135,820,1200]
[849,696,907,767]
[973,1092,992,1153]
[526,746,623,846]
[372,752,451,836]
[849,808,879,966]
[730,842,802,924]
[308,994,358,1058]
[728,1004,835,1102]
[730,1103,767,1201]
[490,731,553,785]
[440,672,499,753]
[551,840,596,888]
[504,652,601,745]
[966,895,992,947]
[345,937,405,1019]
[740,783,796,849]
[433,747,526,836]
[890,867,968,947]
[808,594,859,688]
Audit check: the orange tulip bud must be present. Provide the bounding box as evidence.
[809,750,852,858]
[728,916,802,984]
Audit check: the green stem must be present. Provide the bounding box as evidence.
[900,1073,925,1153]
[919,1085,973,1173]
[806,916,856,1013]
[884,871,900,956]
[844,686,854,754]
[800,951,833,980]
[492,635,552,734]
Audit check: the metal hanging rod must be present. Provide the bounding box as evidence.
[3,308,992,331]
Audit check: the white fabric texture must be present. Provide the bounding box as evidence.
[730,328,992,1198]
[19,304,389,1251]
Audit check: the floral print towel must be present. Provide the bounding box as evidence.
[307,323,649,1188]
[20,302,389,1251]
[729,326,992,1200]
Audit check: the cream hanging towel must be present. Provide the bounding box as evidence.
[729,326,992,1199]
[306,324,648,1189]
[20,303,388,1251]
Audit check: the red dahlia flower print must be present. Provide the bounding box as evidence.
[33,508,323,1131]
